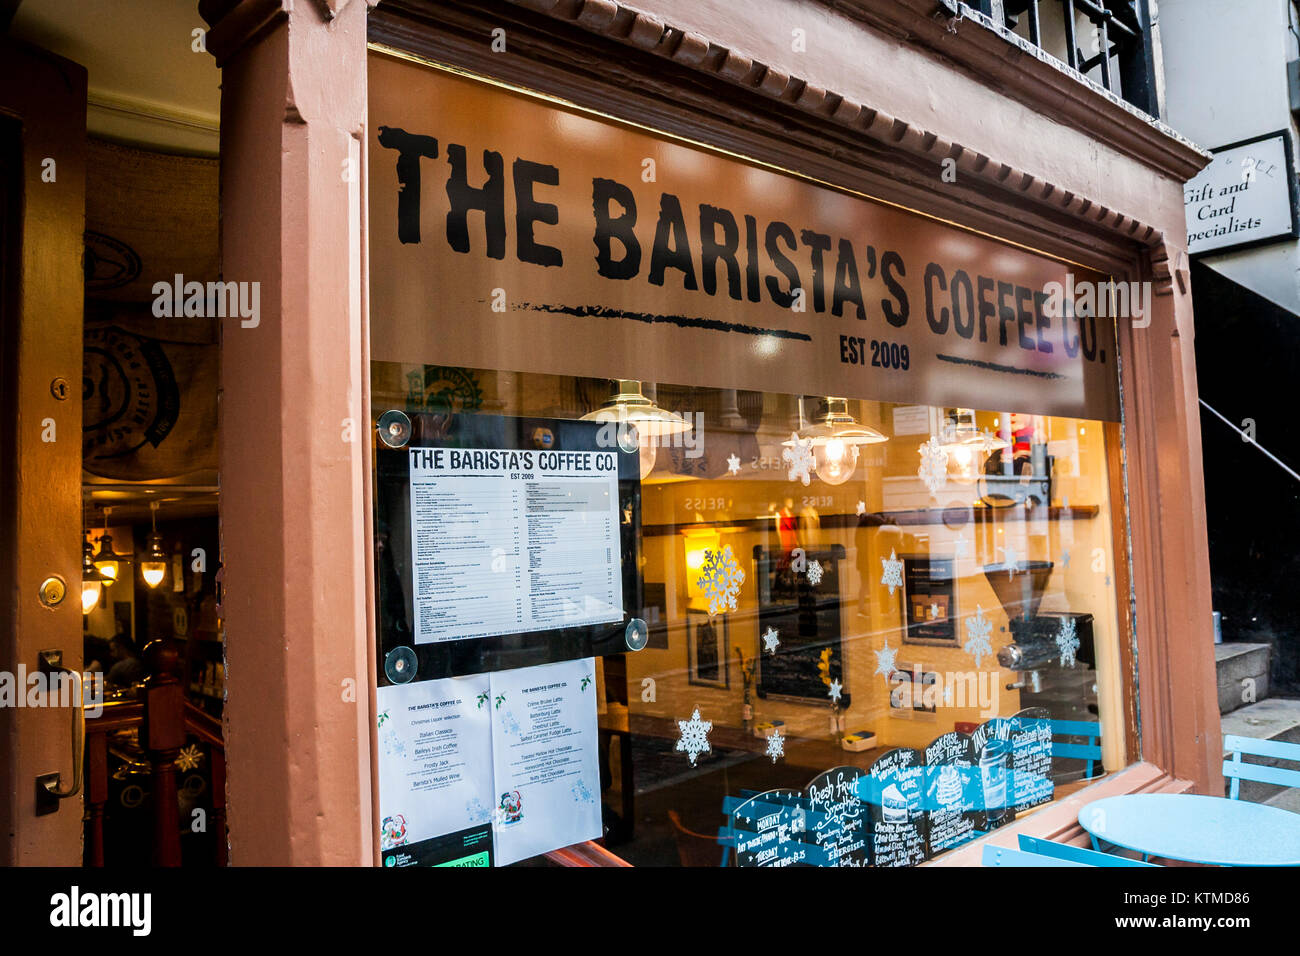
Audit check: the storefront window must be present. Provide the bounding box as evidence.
[367,51,1133,867]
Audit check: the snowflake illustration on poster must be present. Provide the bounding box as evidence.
[964,605,993,667]
[696,545,744,616]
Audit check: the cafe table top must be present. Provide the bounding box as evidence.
[1079,793,1300,866]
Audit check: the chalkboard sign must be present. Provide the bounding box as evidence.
[970,717,1015,831]
[729,789,816,868]
[754,545,848,705]
[862,748,927,867]
[924,731,980,856]
[805,766,869,868]
[1010,707,1054,813]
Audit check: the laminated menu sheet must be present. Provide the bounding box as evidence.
[377,658,601,867]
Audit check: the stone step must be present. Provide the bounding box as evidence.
[1214,642,1270,715]
[1220,698,1300,803]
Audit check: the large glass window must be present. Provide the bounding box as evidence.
[372,363,1130,866]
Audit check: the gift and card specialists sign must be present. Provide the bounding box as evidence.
[1184,129,1299,256]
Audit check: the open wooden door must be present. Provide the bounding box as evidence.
[0,38,88,865]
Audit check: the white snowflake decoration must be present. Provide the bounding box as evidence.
[696,545,744,616]
[917,436,949,497]
[964,604,994,667]
[954,537,970,558]
[807,560,823,586]
[761,627,781,654]
[783,432,815,485]
[874,639,898,680]
[676,708,713,766]
[1000,544,1020,569]
[881,549,904,596]
[828,679,843,704]
[929,602,941,620]
[765,729,785,763]
[727,453,741,475]
[942,684,954,706]
[1060,548,1072,568]
[1056,616,1080,668]
[856,500,867,516]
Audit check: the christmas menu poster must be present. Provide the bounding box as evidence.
[489,657,602,866]
[377,674,495,867]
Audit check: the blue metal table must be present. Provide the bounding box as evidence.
[1079,794,1300,866]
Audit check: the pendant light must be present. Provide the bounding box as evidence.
[938,408,1009,483]
[81,538,104,615]
[141,501,167,589]
[580,380,691,479]
[92,507,121,585]
[784,397,888,486]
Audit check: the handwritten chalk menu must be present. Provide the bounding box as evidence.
[862,748,927,867]
[924,732,979,856]
[971,718,1015,831]
[805,767,869,867]
[730,790,814,867]
[1010,707,1054,813]
[408,446,623,644]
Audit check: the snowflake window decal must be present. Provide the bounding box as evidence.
[676,708,713,767]
[765,728,785,764]
[761,626,781,654]
[964,604,993,667]
[783,432,815,485]
[917,436,949,497]
[1056,616,1080,668]
[881,549,904,596]
[697,544,744,616]
[807,559,823,586]
[874,639,898,681]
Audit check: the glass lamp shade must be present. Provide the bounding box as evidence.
[92,533,120,585]
[81,541,104,614]
[580,380,691,439]
[784,397,886,485]
[939,408,1010,484]
[141,532,167,588]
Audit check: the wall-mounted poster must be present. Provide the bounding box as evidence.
[686,610,729,688]
[754,546,848,705]
[902,555,956,645]
[861,748,927,867]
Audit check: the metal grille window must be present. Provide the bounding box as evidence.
[964,1,1159,114]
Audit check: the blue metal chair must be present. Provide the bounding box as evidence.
[1223,734,1300,801]
[1018,834,1158,867]
[1050,719,1102,780]
[981,844,1088,867]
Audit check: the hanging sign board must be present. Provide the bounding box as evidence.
[368,51,1120,422]
[1184,130,1299,256]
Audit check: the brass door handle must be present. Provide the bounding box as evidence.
[38,650,84,802]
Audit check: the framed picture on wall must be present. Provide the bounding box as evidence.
[686,610,729,689]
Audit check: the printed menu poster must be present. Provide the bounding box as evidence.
[377,674,495,867]
[407,446,624,644]
[489,657,603,866]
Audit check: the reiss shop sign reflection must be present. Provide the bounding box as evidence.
[369,52,1120,422]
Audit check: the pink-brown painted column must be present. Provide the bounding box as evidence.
[202,0,374,864]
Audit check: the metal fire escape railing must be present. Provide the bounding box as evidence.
[964,0,1160,115]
